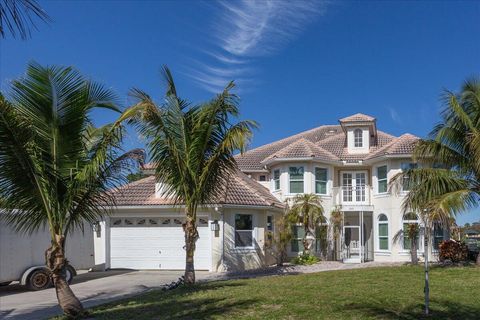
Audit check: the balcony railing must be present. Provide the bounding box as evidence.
[332,185,372,206]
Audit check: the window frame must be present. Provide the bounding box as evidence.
[314,167,328,195]
[402,212,421,251]
[354,129,363,148]
[273,169,280,190]
[377,165,388,194]
[377,214,389,251]
[234,214,254,248]
[433,223,445,251]
[401,162,418,191]
[288,166,304,194]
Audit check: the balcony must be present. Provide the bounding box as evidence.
[332,185,373,211]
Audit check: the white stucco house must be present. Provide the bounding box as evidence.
[93,113,448,272]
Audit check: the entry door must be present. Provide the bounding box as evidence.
[342,172,367,204]
[343,225,361,263]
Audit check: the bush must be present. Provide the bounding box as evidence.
[439,240,469,262]
[292,253,319,265]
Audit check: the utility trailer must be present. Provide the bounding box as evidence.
[0,220,94,290]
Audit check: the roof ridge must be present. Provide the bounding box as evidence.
[110,175,155,193]
[240,124,340,155]
[234,171,280,206]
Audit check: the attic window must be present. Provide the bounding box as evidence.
[259,175,266,181]
[354,129,363,147]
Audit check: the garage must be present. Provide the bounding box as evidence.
[109,216,211,270]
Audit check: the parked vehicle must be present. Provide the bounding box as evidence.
[0,220,94,290]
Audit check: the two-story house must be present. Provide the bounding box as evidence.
[94,113,447,272]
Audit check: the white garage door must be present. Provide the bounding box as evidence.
[109,216,211,270]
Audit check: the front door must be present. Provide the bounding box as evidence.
[342,172,367,204]
[342,224,361,263]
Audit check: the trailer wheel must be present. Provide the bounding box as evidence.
[65,265,76,284]
[0,281,12,286]
[26,268,51,291]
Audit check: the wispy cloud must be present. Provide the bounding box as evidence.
[389,107,401,124]
[187,0,327,93]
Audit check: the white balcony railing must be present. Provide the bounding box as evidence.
[332,185,372,206]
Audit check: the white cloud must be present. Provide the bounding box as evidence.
[389,107,401,124]
[187,0,327,93]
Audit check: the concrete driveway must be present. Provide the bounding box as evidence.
[0,269,211,320]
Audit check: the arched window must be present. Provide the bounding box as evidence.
[402,212,419,250]
[378,214,389,250]
[354,129,363,147]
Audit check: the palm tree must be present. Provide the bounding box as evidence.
[288,193,325,255]
[329,206,342,260]
[0,0,49,39]
[0,63,143,317]
[123,66,257,284]
[390,78,480,266]
[392,219,420,265]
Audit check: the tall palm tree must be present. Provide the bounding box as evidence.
[391,78,480,265]
[123,66,257,284]
[0,63,143,317]
[288,193,325,255]
[392,220,420,265]
[0,0,49,39]
[329,206,342,260]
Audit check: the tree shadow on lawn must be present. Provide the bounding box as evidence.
[343,299,480,320]
[90,282,259,320]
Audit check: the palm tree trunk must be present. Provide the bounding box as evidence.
[411,237,418,265]
[46,234,84,318]
[183,215,198,285]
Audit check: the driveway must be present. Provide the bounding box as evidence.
[0,269,211,320]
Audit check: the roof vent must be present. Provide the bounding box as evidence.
[325,129,337,136]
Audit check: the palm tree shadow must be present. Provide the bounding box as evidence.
[343,300,480,320]
[90,282,258,319]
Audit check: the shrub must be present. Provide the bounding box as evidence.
[439,240,469,262]
[292,253,319,265]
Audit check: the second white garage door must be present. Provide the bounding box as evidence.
[109,216,211,270]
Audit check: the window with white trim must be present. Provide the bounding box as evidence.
[354,129,363,147]
[403,212,420,250]
[266,215,274,245]
[378,214,389,250]
[235,214,253,247]
[315,167,328,195]
[433,223,445,250]
[273,169,280,190]
[401,163,418,191]
[289,166,304,193]
[377,165,388,193]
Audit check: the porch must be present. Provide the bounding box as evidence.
[339,211,374,263]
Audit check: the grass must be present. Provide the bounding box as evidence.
[57,265,479,320]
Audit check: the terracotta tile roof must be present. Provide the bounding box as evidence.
[339,113,376,122]
[235,125,342,171]
[367,133,419,159]
[109,171,284,208]
[262,138,339,163]
[316,131,396,162]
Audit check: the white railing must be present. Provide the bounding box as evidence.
[332,185,372,206]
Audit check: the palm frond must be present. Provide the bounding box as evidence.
[0,0,50,39]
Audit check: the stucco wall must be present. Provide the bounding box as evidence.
[99,206,281,272]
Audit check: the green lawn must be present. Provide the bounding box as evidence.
[63,266,479,319]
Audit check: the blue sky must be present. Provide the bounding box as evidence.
[1,1,479,224]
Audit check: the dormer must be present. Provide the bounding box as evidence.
[339,113,377,154]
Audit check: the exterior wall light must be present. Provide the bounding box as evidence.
[211,220,219,231]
